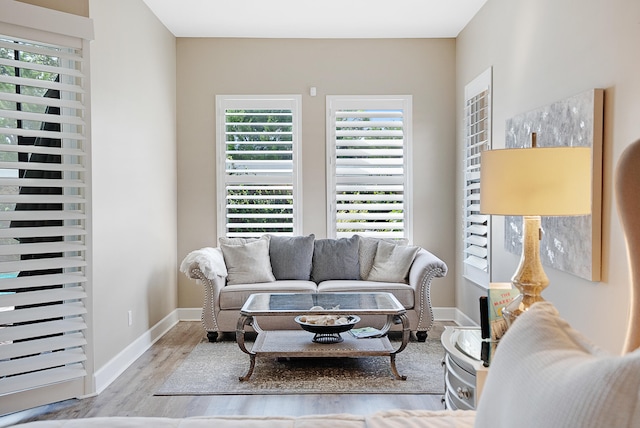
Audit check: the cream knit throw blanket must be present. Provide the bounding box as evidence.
[180,247,228,279]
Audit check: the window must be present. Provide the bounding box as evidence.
[463,68,492,287]
[0,15,92,413]
[216,95,301,238]
[326,96,412,240]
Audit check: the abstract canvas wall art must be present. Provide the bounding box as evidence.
[504,89,603,281]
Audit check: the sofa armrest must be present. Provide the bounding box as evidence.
[408,248,448,332]
[180,247,227,338]
[188,266,226,337]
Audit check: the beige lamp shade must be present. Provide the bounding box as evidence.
[480,147,592,216]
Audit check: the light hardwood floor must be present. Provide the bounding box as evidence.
[6,321,452,426]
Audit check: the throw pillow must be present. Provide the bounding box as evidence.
[366,240,419,283]
[474,302,640,428]
[311,236,360,283]
[219,237,258,246]
[219,235,275,285]
[358,236,409,279]
[358,237,380,280]
[268,234,315,280]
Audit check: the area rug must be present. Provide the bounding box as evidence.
[156,335,445,395]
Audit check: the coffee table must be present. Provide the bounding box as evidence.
[236,292,410,381]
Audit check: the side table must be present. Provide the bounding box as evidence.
[441,326,496,410]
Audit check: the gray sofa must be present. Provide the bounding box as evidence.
[181,234,448,342]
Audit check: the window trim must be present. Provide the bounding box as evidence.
[0,2,94,414]
[326,95,413,242]
[0,0,93,45]
[463,68,492,288]
[215,94,302,239]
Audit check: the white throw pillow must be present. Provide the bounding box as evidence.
[358,236,409,280]
[219,235,275,285]
[474,302,640,428]
[366,240,418,283]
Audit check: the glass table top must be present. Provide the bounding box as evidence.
[240,292,406,316]
[454,328,496,367]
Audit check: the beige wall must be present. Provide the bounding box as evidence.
[89,0,177,369]
[176,38,458,309]
[456,0,640,352]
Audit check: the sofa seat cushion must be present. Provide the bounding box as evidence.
[219,281,317,310]
[317,280,414,309]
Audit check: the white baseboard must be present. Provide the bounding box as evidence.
[433,306,477,326]
[454,309,477,326]
[93,310,180,394]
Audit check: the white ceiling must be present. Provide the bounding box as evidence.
[142,0,488,39]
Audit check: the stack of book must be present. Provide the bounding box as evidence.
[480,282,520,341]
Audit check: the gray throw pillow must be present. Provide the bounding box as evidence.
[311,236,360,283]
[367,239,419,283]
[268,234,315,280]
[358,237,380,280]
[220,235,275,285]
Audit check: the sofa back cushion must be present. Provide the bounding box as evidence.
[312,236,360,283]
[475,302,640,428]
[268,234,315,280]
[219,235,276,285]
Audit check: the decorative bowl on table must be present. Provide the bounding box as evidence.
[294,315,360,344]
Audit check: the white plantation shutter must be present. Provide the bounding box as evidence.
[463,69,492,287]
[327,96,412,240]
[0,4,93,414]
[216,96,301,238]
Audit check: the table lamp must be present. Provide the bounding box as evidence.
[480,133,592,326]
